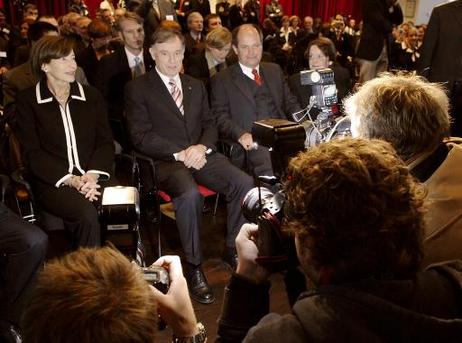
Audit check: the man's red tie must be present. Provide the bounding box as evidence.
[252,68,262,86]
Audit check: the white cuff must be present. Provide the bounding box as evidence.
[87,170,110,181]
[55,174,73,188]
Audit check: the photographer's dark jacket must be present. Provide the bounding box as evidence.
[216,261,462,342]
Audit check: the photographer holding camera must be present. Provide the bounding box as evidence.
[217,138,462,342]
[21,247,206,343]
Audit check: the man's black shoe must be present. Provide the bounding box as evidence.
[223,248,238,271]
[184,264,215,304]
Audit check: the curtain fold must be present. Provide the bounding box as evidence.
[260,0,362,22]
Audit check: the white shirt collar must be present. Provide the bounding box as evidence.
[125,47,144,68]
[190,31,201,41]
[155,67,182,93]
[238,62,260,80]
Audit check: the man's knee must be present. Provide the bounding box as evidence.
[78,203,99,227]
[21,227,48,258]
[175,185,203,204]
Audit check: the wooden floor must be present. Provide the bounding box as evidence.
[140,198,292,341]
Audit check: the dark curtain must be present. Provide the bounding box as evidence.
[260,0,362,22]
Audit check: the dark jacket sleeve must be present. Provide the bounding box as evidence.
[362,0,403,34]
[210,73,248,141]
[197,79,218,150]
[288,72,308,109]
[15,92,72,186]
[279,66,302,118]
[184,53,209,85]
[216,274,270,343]
[125,80,181,162]
[417,6,439,77]
[85,89,114,179]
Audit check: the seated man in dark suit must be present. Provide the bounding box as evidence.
[185,26,232,91]
[125,27,253,305]
[211,24,301,177]
[96,11,155,151]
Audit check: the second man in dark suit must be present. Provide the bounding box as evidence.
[211,24,301,176]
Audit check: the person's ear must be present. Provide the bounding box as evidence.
[149,46,156,61]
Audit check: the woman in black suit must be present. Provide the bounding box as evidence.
[288,37,351,110]
[15,36,114,248]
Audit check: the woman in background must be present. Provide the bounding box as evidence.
[288,37,351,109]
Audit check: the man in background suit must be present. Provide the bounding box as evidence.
[184,11,205,60]
[136,0,177,46]
[356,0,402,83]
[96,12,154,151]
[211,24,301,177]
[418,0,462,137]
[125,27,253,305]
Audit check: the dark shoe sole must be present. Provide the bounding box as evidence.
[189,291,216,304]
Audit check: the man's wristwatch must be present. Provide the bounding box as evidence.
[172,322,207,343]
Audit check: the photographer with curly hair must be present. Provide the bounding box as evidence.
[344,73,462,266]
[217,138,462,342]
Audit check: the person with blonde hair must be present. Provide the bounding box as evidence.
[344,73,462,266]
[185,26,232,89]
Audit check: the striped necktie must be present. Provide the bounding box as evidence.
[169,79,184,115]
[133,56,143,78]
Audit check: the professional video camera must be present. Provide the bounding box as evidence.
[243,68,351,271]
[242,118,305,271]
[293,68,351,147]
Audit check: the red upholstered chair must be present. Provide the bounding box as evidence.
[157,185,219,216]
[132,152,219,257]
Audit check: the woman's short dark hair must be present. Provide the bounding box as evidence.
[30,36,75,79]
[305,37,337,63]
